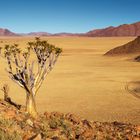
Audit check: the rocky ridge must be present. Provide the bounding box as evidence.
[0,99,139,140]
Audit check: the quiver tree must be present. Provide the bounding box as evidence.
[2,37,62,117]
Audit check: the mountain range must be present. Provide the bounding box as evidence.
[0,21,140,37]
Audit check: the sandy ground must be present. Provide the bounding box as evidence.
[0,36,140,124]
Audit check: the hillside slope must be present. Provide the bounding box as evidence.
[0,28,18,36]
[86,22,140,37]
[104,36,140,56]
[0,99,139,139]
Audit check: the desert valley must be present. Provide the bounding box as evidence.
[0,36,140,125]
[0,12,140,140]
[1,0,140,137]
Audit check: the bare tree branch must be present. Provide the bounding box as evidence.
[0,37,62,116]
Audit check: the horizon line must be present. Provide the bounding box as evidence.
[0,20,140,34]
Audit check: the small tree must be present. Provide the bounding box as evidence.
[2,37,62,117]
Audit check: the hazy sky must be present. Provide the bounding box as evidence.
[0,0,140,33]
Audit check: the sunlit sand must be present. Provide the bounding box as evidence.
[0,36,140,124]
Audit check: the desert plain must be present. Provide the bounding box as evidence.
[0,36,140,124]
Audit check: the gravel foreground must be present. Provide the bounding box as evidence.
[0,99,140,140]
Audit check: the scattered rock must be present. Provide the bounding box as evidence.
[33,134,42,140]
[82,119,93,128]
[5,110,16,119]
[65,113,80,124]
[44,112,51,119]
[82,129,94,138]
[26,119,34,127]
[51,136,60,140]
[0,99,139,139]
[136,125,140,132]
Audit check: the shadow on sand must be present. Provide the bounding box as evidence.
[125,81,140,99]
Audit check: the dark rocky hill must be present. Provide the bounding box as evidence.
[104,36,140,56]
[0,28,18,36]
[86,22,140,37]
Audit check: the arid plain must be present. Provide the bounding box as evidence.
[0,37,140,124]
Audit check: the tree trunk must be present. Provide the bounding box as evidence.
[26,92,37,117]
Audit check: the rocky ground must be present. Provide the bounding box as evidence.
[0,99,140,140]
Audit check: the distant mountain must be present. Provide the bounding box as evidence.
[26,32,84,37]
[86,21,140,37]
[52,32,84,37]
[104,36,140,56]
[0,28,18,36]
[27,32,52,36]
[0,21,140,37]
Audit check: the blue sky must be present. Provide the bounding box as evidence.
[0,0,140,33]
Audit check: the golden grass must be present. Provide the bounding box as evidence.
[0,36,140,124]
